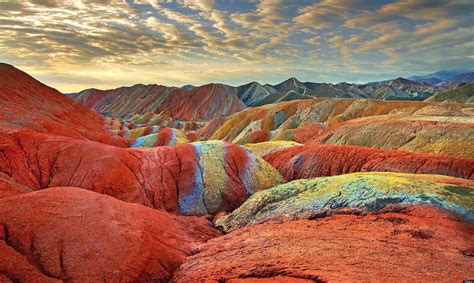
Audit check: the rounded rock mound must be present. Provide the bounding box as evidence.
[172,205,474,282]
[216,172,474,232]
[0,188,220,282]
[264,144,474,181]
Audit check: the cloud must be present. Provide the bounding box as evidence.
[328,35,352,59]
[179,0,214,11]
[0,0,472,92]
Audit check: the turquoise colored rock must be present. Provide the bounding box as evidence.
[216,172,474,232]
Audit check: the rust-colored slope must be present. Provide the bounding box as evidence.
[172,205,474,282]
[158,84,245,120]
[73,83,245,120]
[0,63,126,146]
[264,144,474,180]
[0,130,283,215]
[0,188,220,281]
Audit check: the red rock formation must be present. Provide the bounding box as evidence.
[0,174,32,199]
[185,131,200,142]
[0,188,220,281]
[246,130,271,143]
[172,205,474,282]
[0,130,283,215]
[197,117,227,140]
[73,83,245,120]
[308,115,474,158]
[0,63,127,147]
[264,144,474,180]
[158,84,245,120]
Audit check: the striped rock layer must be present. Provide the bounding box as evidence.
[73,83,245,120]
[264,144,474,180]
[70,77,436,122]
[216,172,474,232]
[211,98,474,158]
[129,128,189,147]
[0,130,283,215]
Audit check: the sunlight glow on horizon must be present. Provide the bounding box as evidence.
[0,0,472,92]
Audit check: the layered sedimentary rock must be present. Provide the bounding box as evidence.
[211,98,474,158]
[158,84,245,120]
[244,141,302,157]
[264,144,474,180]
[197,117,227,140]
[172,205,474,282]
[0,63,127,147]
[0,188,220,282]
[70,77,435,121]
[72,83,245,120]
[129,128,189,147]
[310,115,474,158]
[211,98,436,142]
[0,130,283,215]
[425,82,474,103]
[4,63,474,281]
[216,172,474,232]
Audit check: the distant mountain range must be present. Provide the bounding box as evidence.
[407,70,473,86]
[68,70,474,120]
[425,82,474,103]
[69,77,435,120]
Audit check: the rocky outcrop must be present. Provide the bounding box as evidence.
[70,77,435,121]
[310,115,474,158]
[72,83,245,120]
[264,144,474,180]
[0,130,283,215]
[215,172,474,232]
[157,84,245,120]
[172,205,474,282]
[244,141,302,157]
[425,82,474,103]
[0,188,220,281]
[196,117,227,140]
[0,63,127,147]
[129,128,189,147]
[211,98,472,147]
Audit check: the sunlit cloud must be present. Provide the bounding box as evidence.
[0,0,472,92]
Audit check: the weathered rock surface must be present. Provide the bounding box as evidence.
[129,128,189,147]
[70,77,435,121]
[211,98,473,157]
[0,63,127,147]
[0,131,283,215]
[197,117,227,140]
[0,174,32,199]
[216,172,474,232]
[264,144,474,180]
[0,188,220,281]
[310,115,474,158]
[73,83,245,120]
[172,205,474,282]
[245,141,302,157]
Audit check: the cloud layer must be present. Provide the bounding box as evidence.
[0,0,472,92]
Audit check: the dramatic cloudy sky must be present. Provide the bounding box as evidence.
[0,0,473,92]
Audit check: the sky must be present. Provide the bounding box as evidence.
[0,0,473,92]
